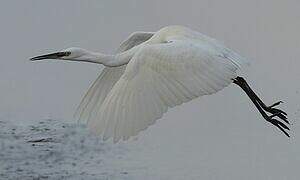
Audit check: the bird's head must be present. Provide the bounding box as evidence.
[30,47,91,61]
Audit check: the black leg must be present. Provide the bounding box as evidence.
[236,77,289,123]
[233,76,290,137]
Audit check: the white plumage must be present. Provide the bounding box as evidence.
[75,26,249,142]
[75,31,154,124]
[31,25,290,140]
[38,25,292,142]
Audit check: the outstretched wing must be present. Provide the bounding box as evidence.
[117,31,154,52]
[75,32,154,123]
[88,39,246,142]
[75,66,126,123]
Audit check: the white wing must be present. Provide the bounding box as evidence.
[75,32,154,123]
[75,66,126,123]
[88,39,245,142]
[117,31,154,52]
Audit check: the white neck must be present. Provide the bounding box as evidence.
[68,46,139,67]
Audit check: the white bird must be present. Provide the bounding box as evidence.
[31,25,289,142]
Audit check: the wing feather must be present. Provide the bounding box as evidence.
[117,31,154,52]
[75,66,126,123]
[88,40,243,142]
[75,32,154,123]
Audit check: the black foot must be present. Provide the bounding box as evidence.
[260,105,290,137]
[233,77,290,137]
[258,102,290,137]
[262,101,289,124]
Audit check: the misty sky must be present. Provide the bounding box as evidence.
[0,0,299,179]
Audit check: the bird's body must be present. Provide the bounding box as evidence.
[31,25,290,142]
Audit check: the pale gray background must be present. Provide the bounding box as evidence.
[0,0,299,179]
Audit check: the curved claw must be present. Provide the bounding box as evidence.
[282,119,290,125]
[269,112,289,124]
[269,109,289,125]
[277,114,289,124]
[265,106,288,117]
[270,108,288,116]
[269,101,283,108]
[270,112,284,119]
[269,119,290,137]
[263,101,288,116]
[279,116,290,125]
[264,111,290,137]
[272,119,290,130]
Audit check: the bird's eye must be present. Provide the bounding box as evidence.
[64,52,71,56]
[57,52,71,57]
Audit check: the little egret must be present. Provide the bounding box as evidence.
[31,25,289,142]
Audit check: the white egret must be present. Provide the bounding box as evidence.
[31,25,289,142]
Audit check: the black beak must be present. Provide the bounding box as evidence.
[30,52,69,61]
